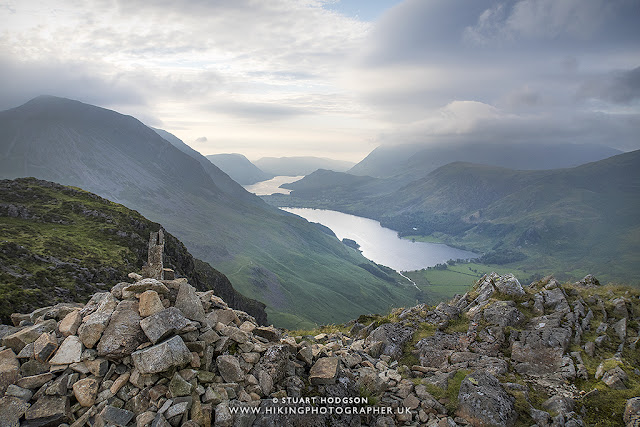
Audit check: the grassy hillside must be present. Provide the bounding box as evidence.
[0,178,267,323]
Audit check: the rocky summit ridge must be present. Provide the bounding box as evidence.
[0,239,639,426]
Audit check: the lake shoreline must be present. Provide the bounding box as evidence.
[280,207,478,272]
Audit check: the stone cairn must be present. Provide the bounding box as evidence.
[1,232,640,426]
[141,229,174,281]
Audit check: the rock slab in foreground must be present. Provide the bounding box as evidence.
[23,395,71,427]
[309,356,340,385]
[97,300,145,359]
[457,370,517,427]
[131,335,192,374]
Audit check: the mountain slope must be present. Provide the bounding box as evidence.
[0,177,266,323]
[152,128,258,200]
[205,153,272,185]
[254,156,355,176]
[0,96,418,328]
[379,151,640,282]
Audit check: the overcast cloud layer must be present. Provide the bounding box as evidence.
[1,0,639,160]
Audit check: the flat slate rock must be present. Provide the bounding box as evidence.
[48,335,82,365]
[100,405,135,426]
[97,300,146,359]
[0,396,30,427]
[131,335,192,375]
[174,282,205,323]
[23,395,71,427]
[140,307,190,344]
[310,357,340,385]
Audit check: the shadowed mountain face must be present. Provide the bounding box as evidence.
[205,153,272,185]
[0,96,419,329]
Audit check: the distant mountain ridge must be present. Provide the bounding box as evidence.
[349,141,623,182]
[254,156,355,176]
[0,96,419,329]
[205,153,272,185]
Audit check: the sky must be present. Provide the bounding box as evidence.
[0,0,639,162]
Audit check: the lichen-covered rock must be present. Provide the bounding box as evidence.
[72,377,99,407]
[310,356,340,385]
[365,322,414,361]
[602,366,628,389]
[138,289,165,317]
[492,273,525,297]
[1,319,57,353]
[0,396,30,426]
[0,348,20,368]
[175,282,206,323]
[511,318,572,377]
[57,310,82,337]
[542,395,575,415]
[48,335,83,365]
[139,307,190,344]
[575,274,600,287]
[0,363,19,395]
[217,355,244,383]
[33,332,58,363]
[457,370,517,427]
[483,300,525,327]
[625,397,640,426]
[253,344,289,385]
[131,335,192,374]
[97,300,145,358]
[77,311,112,349]
[123,278,169,295]
[24,395,71,426]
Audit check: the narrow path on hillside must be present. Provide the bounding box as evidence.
[228,261,253,276]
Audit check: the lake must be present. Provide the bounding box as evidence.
[244,176,304,196]
[281,207,478,272]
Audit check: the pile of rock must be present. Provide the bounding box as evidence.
[0,271,458,426]
[1,269,639,426]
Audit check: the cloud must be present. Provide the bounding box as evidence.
[195,136,208,143]
[345,0,640,151]
[379,101,640,151]
[578,67,640,105]
[1,0,638,159]
[0,0,381,160]
[463,0,616,44]
[205,100,310,121]
[0,55,146,111]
